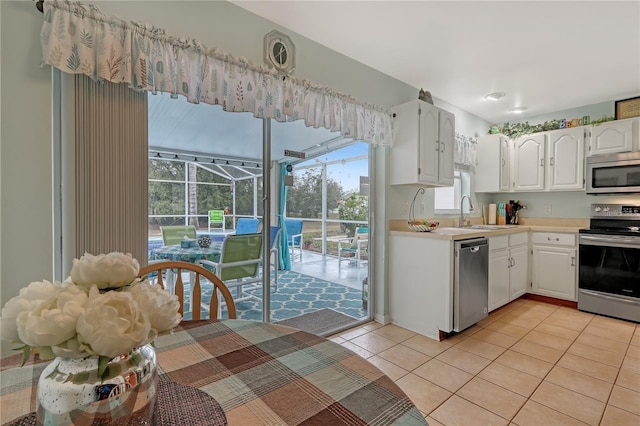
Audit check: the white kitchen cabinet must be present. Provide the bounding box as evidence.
[588,118,638,155]
[476,134,511,192]
[390,100,455,186]
[531,232,577,301]
[388,233,454,340]
[512,134,546,191]
[546,127,585,190]
[512,128,585,192]
[488,232,529,311]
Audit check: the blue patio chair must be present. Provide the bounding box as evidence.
[284,219,303,262]
[338,226,368,267]
[235,218,260,235]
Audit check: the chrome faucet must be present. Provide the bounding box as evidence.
[459,194,474,227]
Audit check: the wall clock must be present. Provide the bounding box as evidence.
[264,30,295,74]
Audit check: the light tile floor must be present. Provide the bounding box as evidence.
[329,299,640,426]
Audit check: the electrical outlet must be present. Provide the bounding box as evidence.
[544,205,552,215]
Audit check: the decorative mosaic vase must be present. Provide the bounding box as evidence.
[36,344,158,425]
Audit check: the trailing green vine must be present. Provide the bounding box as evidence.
[492,115,615,139]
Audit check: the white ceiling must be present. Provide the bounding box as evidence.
[231,0,640,124]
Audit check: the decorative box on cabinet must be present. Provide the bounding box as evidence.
[476,134,511,192]
[531,232,577,301]
[588,118,638,155]
[488,232,528,311]
[390,100,455,186]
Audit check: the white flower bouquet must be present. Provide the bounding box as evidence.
[0,252,181,373]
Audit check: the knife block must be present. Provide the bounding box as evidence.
[497,216,506,225]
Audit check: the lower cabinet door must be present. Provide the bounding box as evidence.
[532,246,577,301]
[489,248,509,311]
[509,245,529,300]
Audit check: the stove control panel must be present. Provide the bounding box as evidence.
[591,204,640,218]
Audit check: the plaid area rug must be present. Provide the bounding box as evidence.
[183,270,367,322]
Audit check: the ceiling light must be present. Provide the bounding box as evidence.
[484,92,506,101]
[509,106,528,114]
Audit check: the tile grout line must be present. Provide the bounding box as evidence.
[335,300,639,425]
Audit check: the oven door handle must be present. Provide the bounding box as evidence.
[579,235,640,249]
[580,289,640,305]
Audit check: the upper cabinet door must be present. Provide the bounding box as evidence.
[389,100,456,187]
[419,104,440,184]
[513,134,546,191]
[499,136,511,191]
[437,109,455,186]
[547,127,585,190]
[589,119,635,155]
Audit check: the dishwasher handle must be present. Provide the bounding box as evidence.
[455,237,488,250]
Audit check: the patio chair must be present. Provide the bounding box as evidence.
[235,218,260,235]
[161,225,197,246]
[138,260,236,320]
[208,210,225,232]
[285,219,303,262]
[338,226,368,267]
[198,233,264,302]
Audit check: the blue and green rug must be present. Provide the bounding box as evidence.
[182,270,367,322]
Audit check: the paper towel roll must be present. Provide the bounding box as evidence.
[488,204,497,225]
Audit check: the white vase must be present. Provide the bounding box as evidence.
[36,344,158,425]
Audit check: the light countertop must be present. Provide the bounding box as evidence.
[389,218,588,241]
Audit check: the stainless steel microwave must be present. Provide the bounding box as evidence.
[586,151,640,194]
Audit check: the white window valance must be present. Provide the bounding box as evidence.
[39,0,393,146]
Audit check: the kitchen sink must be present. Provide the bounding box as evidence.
[461,225,518,230]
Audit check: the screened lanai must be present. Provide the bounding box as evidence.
[148,92,371,329]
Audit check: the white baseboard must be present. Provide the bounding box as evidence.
[374,313,390,325]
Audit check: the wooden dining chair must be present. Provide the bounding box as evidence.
[138,261,237,320]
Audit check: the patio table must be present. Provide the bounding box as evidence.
[1,319,428,425]
[149,242,224,264]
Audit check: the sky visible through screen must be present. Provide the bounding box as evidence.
[298,141,368,194]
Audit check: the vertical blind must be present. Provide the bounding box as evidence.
[75,75,148,262]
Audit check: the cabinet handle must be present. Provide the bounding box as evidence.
[549,157,554,166]
[435,142,440,152]
[501,159,506,167]
[571,256,575,267]
[547,237,560,241]
[441,142,445,153]
[512,257,516,266]
[540,159,544,167]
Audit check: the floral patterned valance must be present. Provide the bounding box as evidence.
[39,0,393,146]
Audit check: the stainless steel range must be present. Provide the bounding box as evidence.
[578,204,640,322]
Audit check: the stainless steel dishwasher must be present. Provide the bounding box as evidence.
[453,237,489,332]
